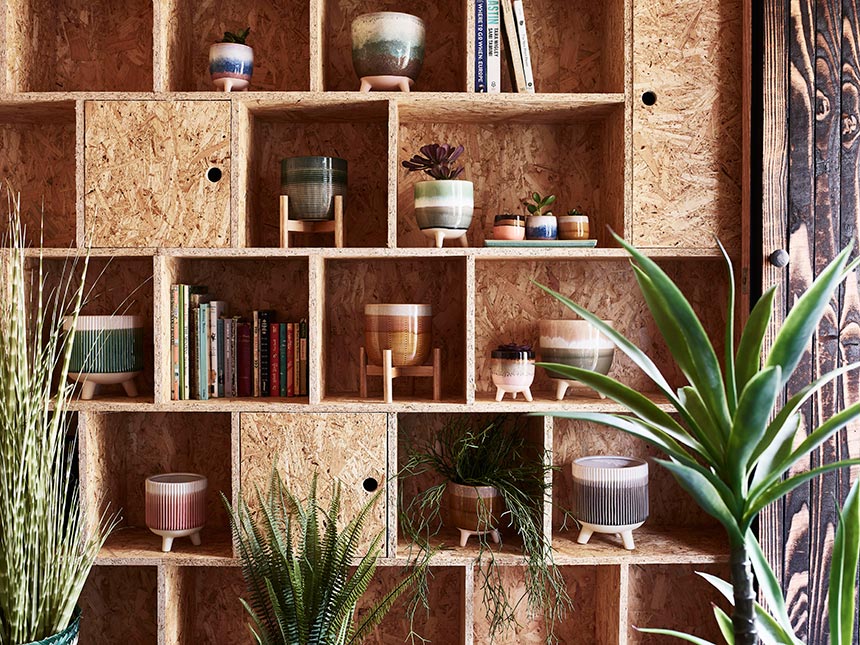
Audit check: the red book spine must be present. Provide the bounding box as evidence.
[269,323,280,397]
[237,322,252,397]
[287,323,295,397]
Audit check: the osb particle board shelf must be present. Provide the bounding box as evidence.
[96,528,235,567]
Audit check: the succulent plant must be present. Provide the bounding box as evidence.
[525,192,556,217]
[402,143,465,180]
[567,207,586,217]
[497,342,533,353]
[219,27,251,45]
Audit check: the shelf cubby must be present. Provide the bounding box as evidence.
[79,412,234,559]
[239,99,390,248]
[322,0,466,92]
[0,102,77,247]
[79,565,158,645]
[5,0,153,92]
[323,257,467,403]
[397,101,625,248]
[163,0,310,92]
[162,566,248,644]
[239,412,389,553]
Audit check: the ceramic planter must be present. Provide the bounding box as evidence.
[63,315,144,400]
[414,179,474,247]
[364,304,432,367]
[24,607,81,645]
[493,214,526,240]
[491,345,535,401]
[525,214,558,240]
[352,12,425,91]
[538,319,615,400]
[145,473,208,552]
[281,156,348,221]
[558,214,589,240]
[447,481,503,546]
[570,456,649,550]
[209,43,253,91]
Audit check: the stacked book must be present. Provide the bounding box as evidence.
[170,284,308,400]
[475,0,534,93]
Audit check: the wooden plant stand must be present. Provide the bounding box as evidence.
[280,194,344,248]
[359,347,442,404]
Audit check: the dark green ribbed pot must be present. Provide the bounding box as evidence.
[23,608,81,645]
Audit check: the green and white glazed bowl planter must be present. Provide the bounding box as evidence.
[24,607,81,645]
[63,315,144,400]
[352,12,425,92]
[414,179,474,248]
[539,319,615,400]
[281,156,348,221]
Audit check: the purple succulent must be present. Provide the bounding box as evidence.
[402,143,466,180]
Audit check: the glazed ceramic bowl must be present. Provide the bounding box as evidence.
[352,12,425,87]
[493,214,526,240]
[63,315,144,400]
[414,180,474,245]
[209,43,253,91]
[526,214,558,240]
[364,303,432,367]
[145,473,208,552]
[281,156,348,221]
[571,456,649,550]
[538,319,614,378]
[558,214,590,240]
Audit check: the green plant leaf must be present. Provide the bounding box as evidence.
[749,414,800,498]
[635,628,716,644]
[734,287,775,392]
[765,245,853,387]
[527,204,537,214]
[716,239,737,413]
[544,195,556,206]
[532,192,540,202]
[829,479,860,645]
[677,386,727,469]
[713,606,735,644]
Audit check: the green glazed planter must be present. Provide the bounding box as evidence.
[280,156,348,221]
[24,607,81,645]
[413,179,474,247]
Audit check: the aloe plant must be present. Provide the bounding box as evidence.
[227,470,418,645]
[535,232,860,645]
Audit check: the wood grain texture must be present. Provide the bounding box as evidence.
[239,412,388,552]
[176,566,250,644]
[631,0,743,251]
[79,565,158,645]
[323,0,465,92]
[84,101,231,248]
[164,0,310,92]
[5,0,153,92]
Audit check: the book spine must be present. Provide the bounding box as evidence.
[223,319,234,398]
[475,0,487,92]
[269,323,280,397]
[279,323,287,398]
[287,323,295,398]
[198,303,210,401]
[237,322,252,397]
[486,0,501,92]
[181,285,190,399]
[294,321,301,397]
[500,0,525,91]
[170,285,180,400]
[300,319,308,397]
[252,311,260,397]
[190,307,199,400]
[208,301,225,397]
[513,0,534,92]
[259,311,273,397]
[217,318,225,397]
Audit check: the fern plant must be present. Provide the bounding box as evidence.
[227,470,416,645]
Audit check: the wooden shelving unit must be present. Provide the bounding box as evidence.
[1,0,746,642]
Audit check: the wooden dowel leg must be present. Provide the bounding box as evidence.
[359,347,367,398]
[433,348,441,401]
[334,195,344,248]
[383,349,393,404]
[280,195,289,248]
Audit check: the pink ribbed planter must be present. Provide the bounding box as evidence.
[145,473,207,552]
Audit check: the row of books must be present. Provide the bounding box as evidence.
[475,0,534,93]
[170,284,308,400]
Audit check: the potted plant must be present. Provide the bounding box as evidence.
[524,192,557,240]
[399,415,571,641]
[402,143,474,248]
[227,470,419,644]
[558,207,589,240]
[209,27,253,92]
[0,200,117,644]
[352,12,425,92]
[536,232,860,645]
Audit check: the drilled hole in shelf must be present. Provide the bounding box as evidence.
[206,167,223,183]
[363,477,379,492]
[641,91,657,106]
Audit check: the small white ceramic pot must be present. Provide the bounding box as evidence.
[209,42,253,91]
[145,473,208,552]
[525,214,558,240]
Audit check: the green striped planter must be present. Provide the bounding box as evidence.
[24,608,81,645]
[414,179,474,247]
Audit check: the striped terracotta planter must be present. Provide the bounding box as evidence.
[364,303,432,367]
[145,473,207,552]
[447,482,503,533]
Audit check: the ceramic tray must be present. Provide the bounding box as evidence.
[484,239,598,248]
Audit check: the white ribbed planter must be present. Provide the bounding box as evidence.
[145,473,208,552]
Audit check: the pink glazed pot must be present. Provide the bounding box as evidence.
[145,473,207,552]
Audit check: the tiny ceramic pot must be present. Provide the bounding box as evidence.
[525,214,558,240]
[571,456,649,550]
[352,12,425,92]
[209,43,253,91]
[493,214,526,241]
[364,304,432,367]
[491,345,535,401]
[447,481,503,547]
[414,180,474,247]
[558,214,590,240]
[145,473,208,552]
[63,315,144,400]
[281,156,348,221]
[24,607,81,645]
[539,319,615,400]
